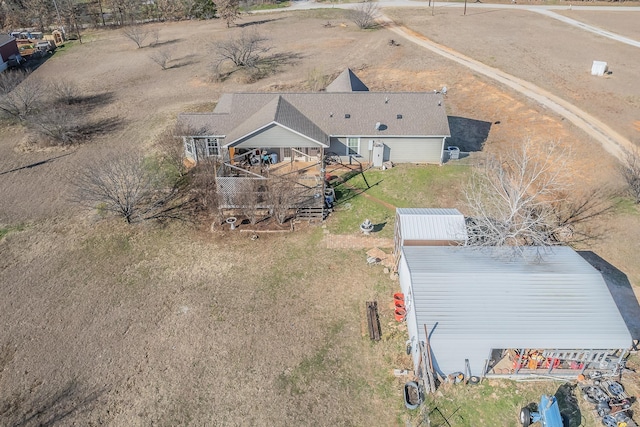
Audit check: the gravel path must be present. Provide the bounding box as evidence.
[378,14,636,162]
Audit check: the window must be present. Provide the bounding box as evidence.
[206,138,219,157]
[347,137,359,155]
[185,138,195,155]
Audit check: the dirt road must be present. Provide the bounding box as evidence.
[530,8,640,49]
[378,14,635,163]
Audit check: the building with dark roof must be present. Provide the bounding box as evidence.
[0,34,20,72]
[178,68,450,166]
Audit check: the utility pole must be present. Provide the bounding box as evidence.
[97,0,106,26]
[52,0,62,26]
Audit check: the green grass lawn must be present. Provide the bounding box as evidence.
[0,223,25,240]
[327,164,471,238]
[245,1,290,10]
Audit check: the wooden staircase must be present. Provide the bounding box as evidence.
[295,203,326,221]
[295,194,326,221]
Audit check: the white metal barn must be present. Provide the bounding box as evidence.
[398,246,632,380]
[393,208,468,266]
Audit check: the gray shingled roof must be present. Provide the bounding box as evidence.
[226,96,329,146]
[179,91,450,142]
[325,68,369,92]
[176,112,227,136]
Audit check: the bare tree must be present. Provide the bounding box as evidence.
[154,126,190,177]
[50,80,81,105]
[620,149,640,204]
[349,1,379,30]
[27,107,83,145]
[189,156,225,227]
[547,187,614,244]
[238,178,267,225]
[214,30,269,72]
[73,155,194,223]
[214,0,240,27]
[266,177,298,224]
[0,69,27,94]
[109,0,142,25]
[149,49,172,70]
[0,76,44,121]
[122,25,152,48]
[74,155,154,223]
[465,139,611,248]
[306,67,331,92]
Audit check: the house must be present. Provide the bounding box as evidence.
[178,68,451,167]
[398,246,632,380]
[0,34,20,72]
[393,208,467,266]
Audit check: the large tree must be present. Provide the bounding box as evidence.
[465,139,612,248]
[189,0,216,19]
[74,155,194,223]
[0,71,43,122]
[349,1,379,30]
[213,29,269,76]
[215,0,240,27]
[620,149,640,204]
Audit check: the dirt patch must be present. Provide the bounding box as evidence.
[385,7,640,148]
[555,10,640,41]
[1,9,640,425]
[0,220,405,425]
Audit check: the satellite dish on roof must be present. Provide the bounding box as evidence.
[375,122,382,130]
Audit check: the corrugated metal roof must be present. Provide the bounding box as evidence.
[401,246,632,374]
[397,208,467,241]
[178,92,450,139]
[325,68,369,92]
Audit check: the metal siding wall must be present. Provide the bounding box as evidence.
[430,338,492,377]
[329,137,347,155]
[235,124,320,148]
[399,257,421,372]
[329,137,366,162]
[404,246,633,371]
[383,137,443,164]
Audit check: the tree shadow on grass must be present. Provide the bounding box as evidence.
[0,379,108,426]
[373,221,386,232]
[150,38,183,48]
[237,18,284,28]
[169,54,200,69]
[0,152,75,176]
[215,52,304,82]
[77,116,127,139]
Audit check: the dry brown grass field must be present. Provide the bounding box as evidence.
[1,6,639,425]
